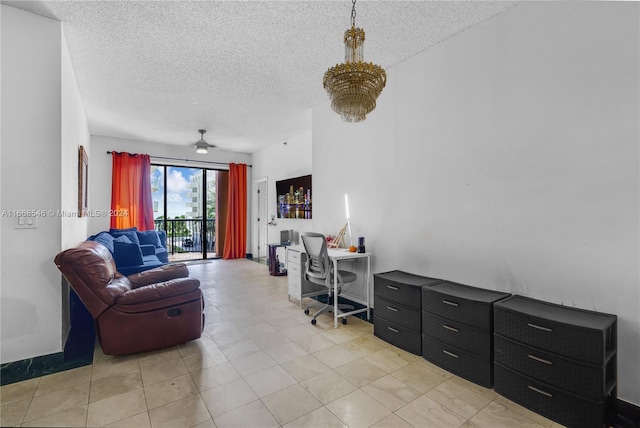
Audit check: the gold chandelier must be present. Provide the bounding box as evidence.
[323,0,386,123]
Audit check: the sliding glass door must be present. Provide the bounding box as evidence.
[151,165,221,261]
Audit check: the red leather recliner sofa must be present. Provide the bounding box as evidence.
[54,241,204,355]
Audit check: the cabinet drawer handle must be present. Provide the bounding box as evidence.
[387,285,399,291]
[528,354,552,365]
[527,323,552,332]
[442,300,459,307]
[386,306,399,312]
[442,350,459,358]
[387,327,399,333]
[443,324,459,332]
[528,385,553,398]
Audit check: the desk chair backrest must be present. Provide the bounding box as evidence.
[300,232,332,286]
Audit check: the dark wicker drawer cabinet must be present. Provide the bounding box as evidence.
[421,281,510,387]
[373,271,442,355]
[494,295,617,428]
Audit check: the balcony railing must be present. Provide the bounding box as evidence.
[153,218,216,258]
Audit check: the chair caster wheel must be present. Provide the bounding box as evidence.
[304,309,310,315]
[311,319,317,325]
[342,318,347,325]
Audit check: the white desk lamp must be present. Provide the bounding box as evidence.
[345,194,354,248]
[327,194,355,249]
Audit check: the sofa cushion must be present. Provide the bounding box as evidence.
[113,236,143,267]
[110,229,141,246]
[137,230,162,248]
[142,255,163,264]
[91,232,115,253]
[110,227,138,233]
[156,247,169,263]
[157,230,167,249]
[118,260,164,276]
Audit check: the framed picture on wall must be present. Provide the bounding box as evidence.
[78,145,88,217]
[276,174,312,219]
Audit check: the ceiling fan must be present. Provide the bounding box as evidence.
[194,129,216,154]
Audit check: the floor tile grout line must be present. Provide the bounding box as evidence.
[17,395,33,427]
[488,395,550,428]
[83,364,93,428]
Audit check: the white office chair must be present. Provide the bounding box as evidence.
[300,232,356,325]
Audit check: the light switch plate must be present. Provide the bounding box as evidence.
[15,216,37,229]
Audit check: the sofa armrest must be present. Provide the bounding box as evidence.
[116,278,200,305]
[140,244,156,257]
[155,248,169,264]
[127,263,189,288]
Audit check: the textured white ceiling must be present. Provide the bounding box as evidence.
[4,0,517,153]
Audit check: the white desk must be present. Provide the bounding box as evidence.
[289,245,371,328]
[328,248,371,328]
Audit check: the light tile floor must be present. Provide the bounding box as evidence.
[0,259,566,428]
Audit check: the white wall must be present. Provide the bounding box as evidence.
[251,131,313,256]
[312,2,639,404]
[1,6,63,362]
[61,30,91,249]
[89,135,253,241]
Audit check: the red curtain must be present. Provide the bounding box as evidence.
[110,152,154,231]
[223,163,247,259]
